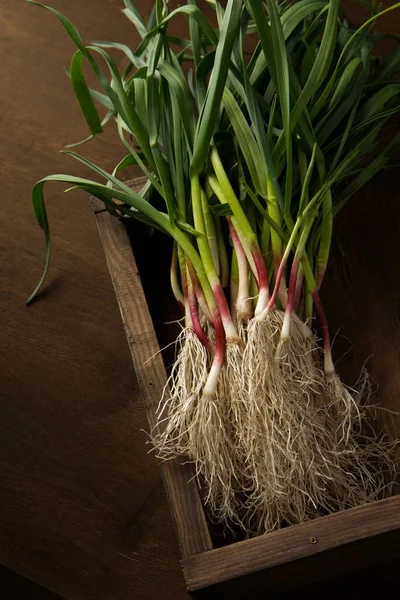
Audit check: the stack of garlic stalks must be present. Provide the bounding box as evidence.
[28,0,400,536]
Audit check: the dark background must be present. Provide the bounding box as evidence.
[0,1,399,598]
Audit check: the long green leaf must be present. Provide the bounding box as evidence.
[191,0,242,176]
[122,2,148,39]
[87,88,113,110]
[158,59,195,149]
[314,2,400,123]
[70,50,103,136]
[328,57,362,111]
[291,0,339,128]
[27,1,86,52]
[249,0,328,85]
[27,173,171,304]
[222,88,264,195]
[116,117,163,196]
[249,0,293,227]
[92,41,145,69]
[136,5,218,57]
[357,83,400,123]
[27,3,155,170]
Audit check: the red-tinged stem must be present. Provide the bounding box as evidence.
[264,250,288,315]
[211,280,238,341]
[293,266,304,315]
[287,263,298,313]
[206,160,269,315]
[187,272,214,353]
[191,175,239,342]
[203,307,225,396]
[227,218,252,321]
[231,217,258,282]
[281,258,298,339]
[280,215,316,338]
[281,259,314,341]
[187,261,213,323]
[252,246,270,316]
[231,218,270,313]
[258,214,307,320]
[195,283,214,325]
[272,252,288,307]
[312,289,335,375]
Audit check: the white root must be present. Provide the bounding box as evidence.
[152,317,397,537]
[151,328,209,458]
[322,372,398,509]
[241,310,397,535]
[188,374,244,529]
[152,328,245,528]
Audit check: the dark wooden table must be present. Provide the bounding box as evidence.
[0,1,186,598]
[0,1,399,599]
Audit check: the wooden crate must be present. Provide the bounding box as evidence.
[91,177,400,597]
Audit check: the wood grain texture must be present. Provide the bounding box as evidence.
[183,495,400,591]
[91,189,212,558]
[189,540,400,599]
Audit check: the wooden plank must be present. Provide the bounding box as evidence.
[91,189,213,559]
[190,535,400,598]
[182,495,400,590]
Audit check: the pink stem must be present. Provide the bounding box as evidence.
[187,277,214,353]
[266,251,288,312]
[187,262,213,324]
[312,289,335,374]
[213,310,225,366]
[292,269,304,315]
[227,218,242,256]
[311,289,331,354]
[203,306,225,396]
[281,259,299,339]
[233,223,269,293]
[252,246,270,309]
[226,218,269,315]
[227,218,252,320]
[212,281,238,341]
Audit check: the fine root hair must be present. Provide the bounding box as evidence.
[151,328,209,458]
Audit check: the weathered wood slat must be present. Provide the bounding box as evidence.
[91,186,213,559]
[182,495,400,591]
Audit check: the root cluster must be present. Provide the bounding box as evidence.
[152,315,397,536]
